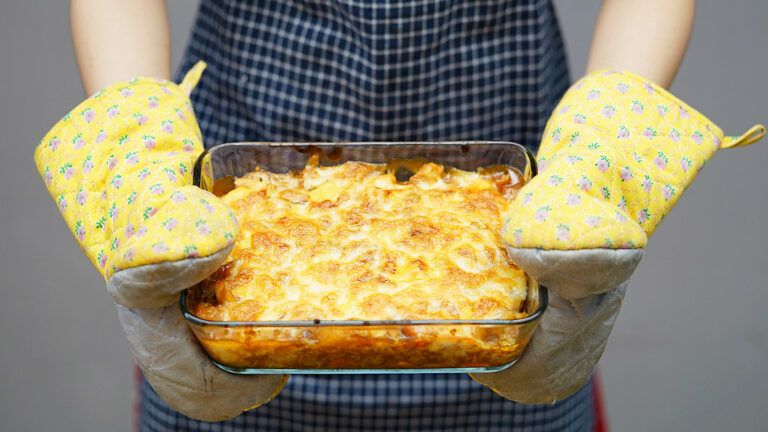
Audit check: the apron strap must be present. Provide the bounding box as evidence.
[178,61,207,96]
[721,124,766,149]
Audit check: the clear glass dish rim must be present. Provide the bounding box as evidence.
[208,360,519,375]
[185,140,546,329]
[193,141,539,187]
[180,287,548,328]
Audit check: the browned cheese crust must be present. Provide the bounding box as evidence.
[187,159,532,369]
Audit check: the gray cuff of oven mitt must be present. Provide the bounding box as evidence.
[470,247,641,404]
[117,305,289,422]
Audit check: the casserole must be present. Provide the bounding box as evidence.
[183,142,546,374]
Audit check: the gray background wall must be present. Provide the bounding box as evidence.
[0,1,765,431]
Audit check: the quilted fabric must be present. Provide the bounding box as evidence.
[33,62,238,282]
[503,69,765,250]
[474,69,764,405]
[34,63,287,421]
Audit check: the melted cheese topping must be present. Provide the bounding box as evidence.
[191,160,527,322]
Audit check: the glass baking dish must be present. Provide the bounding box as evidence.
[183,142,547,374]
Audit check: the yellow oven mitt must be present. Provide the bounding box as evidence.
[34,62,236,307]
[473,70,765,403]
[34,62,286,421]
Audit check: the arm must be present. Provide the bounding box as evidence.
[472,0,767,404]
[586,0,696,88]
[50,2,289,419]
[71,0,171,95]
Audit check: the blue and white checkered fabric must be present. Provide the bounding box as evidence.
[140,0,590,430]
[177,0,570,149]
[140,374,595,431]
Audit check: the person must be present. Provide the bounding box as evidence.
[38,0,752,430]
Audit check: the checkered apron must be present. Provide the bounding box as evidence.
[139,1,597,430]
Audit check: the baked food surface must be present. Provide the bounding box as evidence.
[186,157,535,370]
[191,159,527,322]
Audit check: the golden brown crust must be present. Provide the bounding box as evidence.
[190,160,528,323]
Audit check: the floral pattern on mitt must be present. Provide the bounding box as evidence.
[34,62,238,278]
[503,69,764,250]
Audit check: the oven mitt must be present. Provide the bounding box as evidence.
[472,69,765,403]
[34,61,287,421]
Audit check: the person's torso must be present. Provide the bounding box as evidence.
[141,373,595,431]
[145,1,590,431]
[177,0,570,149]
